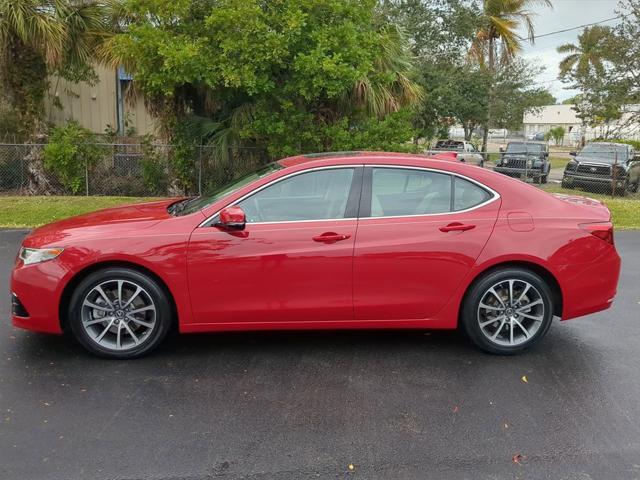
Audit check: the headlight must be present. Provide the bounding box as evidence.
[527,159,534,168]
[18,247,64,265]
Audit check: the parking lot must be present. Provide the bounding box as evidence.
[1,228,639,480]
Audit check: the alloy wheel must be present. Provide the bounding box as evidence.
[81,279,157,351]
[477,279,545,347]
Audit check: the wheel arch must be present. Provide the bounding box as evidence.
[460,260,564,320]
[58,260,179,332]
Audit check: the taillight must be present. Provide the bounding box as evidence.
[580,222,614,245]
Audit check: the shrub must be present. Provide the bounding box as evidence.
[545,126,566,146]
[43,121,102,194]
[140,135,169,195]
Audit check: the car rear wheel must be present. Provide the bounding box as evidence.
[68,268,173,359]
[461,268,554,355]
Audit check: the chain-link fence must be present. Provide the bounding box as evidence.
[0,143,269,197]
[427,143,640,199]
[1,142,639,200]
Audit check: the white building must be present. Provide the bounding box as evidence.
[523,104,640,144]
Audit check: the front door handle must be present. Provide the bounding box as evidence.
[439,222,476,233]
[312,232,351,243]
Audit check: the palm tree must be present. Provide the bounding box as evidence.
[0,0,115,136]
[470,0,552,152]
[0,0,116,191]
[344,25,424,119]
[558,25,610,80]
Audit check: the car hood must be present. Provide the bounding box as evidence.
[574,156,617,166]
[503,153,539,159]
[23,199,178,248]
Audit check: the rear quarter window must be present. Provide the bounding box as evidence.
[453,177,492,211]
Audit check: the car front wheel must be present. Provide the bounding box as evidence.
[461,268,554,355]
[67,268,173,359]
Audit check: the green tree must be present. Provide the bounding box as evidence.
[381,0,483,140]
[490,59,554,130]
[108,0,423,169]
[557,23,627,139]
[545,126,565,145]
[470,0,552,152]
[0,0,117,137]
[558,26,611,80]
[0,0,117,192]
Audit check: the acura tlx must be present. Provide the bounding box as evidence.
[10,152,621,358]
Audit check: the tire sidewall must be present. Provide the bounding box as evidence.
[461,268,554,355]
[68,268,172,359]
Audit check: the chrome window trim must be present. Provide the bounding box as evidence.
[362,164,500,219]
[198,165,362,227]
[198,163,501,227]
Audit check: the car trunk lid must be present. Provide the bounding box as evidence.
[551,193,611,221]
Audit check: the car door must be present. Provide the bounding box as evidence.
[353,166,500,321]
[187,166,362,325]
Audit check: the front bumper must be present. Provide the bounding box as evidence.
[563,172,625,187]
[494,166,544,177]
[10,259,72,334]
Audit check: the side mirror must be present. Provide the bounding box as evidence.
[216,206,246,230]
[499,147,505,153]
[570,151,577,156]
[544,152,549,158]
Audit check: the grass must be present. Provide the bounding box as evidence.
[0,196,158,228]
[540,185,640,230]
[549,156,569,170]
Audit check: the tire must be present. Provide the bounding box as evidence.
[460,268,554,355]
[67,267,173,359]
[541,174,548,184]
[561,178,571,189]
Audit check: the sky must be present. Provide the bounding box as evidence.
[518,0,623,102]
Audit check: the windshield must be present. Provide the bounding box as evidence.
[505,143,544,154]
[580,144,629,163]
[175,162,283,215]
[435,141,463,151]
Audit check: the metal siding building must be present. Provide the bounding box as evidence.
[46,64,155,135]
[523,104,640,142]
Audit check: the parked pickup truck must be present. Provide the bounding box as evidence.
[494,141,550,183]
[562,142,640,195]
[428,140,484,166]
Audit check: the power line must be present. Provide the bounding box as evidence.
[520,14,628,41]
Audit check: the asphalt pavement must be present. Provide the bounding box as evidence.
[0,228,639,480]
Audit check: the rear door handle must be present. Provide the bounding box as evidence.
[439,222,476,233]
[312,232,351,243]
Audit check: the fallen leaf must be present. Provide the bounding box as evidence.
[521,375,528,383]
[512,454,525,464]
[504,423,509,429]
[452,406,459,413]
[348,464,355,471]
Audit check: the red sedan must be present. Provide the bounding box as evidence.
[10,152,621,358]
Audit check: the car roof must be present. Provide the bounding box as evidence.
[586,142,630,147]
[277,151,458,168]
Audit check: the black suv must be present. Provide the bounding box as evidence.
[494,142,551,183]
[562,142,640,195]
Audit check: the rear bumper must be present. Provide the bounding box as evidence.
[560,245,621,320]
